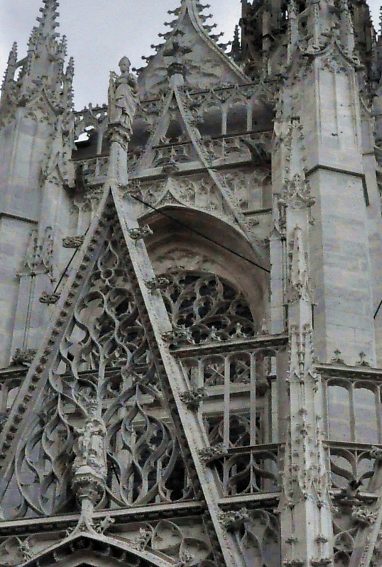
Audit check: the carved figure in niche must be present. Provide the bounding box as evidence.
[73,417,107,480]
[108,56,139,133]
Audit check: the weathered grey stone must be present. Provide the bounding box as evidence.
[0,1,382,566]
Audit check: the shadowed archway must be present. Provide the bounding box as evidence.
[21,533,172,567]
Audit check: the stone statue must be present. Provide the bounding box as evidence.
[108,56,139,134]
[73,417,107,481]
[71,417,108,535]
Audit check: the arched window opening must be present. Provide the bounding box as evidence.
[226,101,248,135]
[354,386,379,444]
[327,383,351,443]
[327,381,381,444]
[161,270,256,344]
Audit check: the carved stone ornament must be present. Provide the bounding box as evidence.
[219,508,250,532]
[199,443,229,464]
[129,527,153,551]
[71,416,108,534]
[280,173,315,210]
[180,387,207,410]
[288,226,313,304]
[145,276,170,291]
[39,291,60,305]
[259,318,269,335]
[357,352,371,367]
[108,56,139,135]
[16,537,33,561]
[351,506,378,526]
[94,515,115,534]
[11,348,37,366]
[128,225,153,240]
[162,328,195,348]
[310,560,332,566]
[232,322,246,338]
[370,446,382,462]
[62,235,85,249]
[331,349,346,365]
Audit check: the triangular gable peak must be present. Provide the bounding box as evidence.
[138,0,248,97]
[20,532,171,566]
[0,185,246,564]
[0,190,194,522]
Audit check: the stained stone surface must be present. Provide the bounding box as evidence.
[1,0,382,566]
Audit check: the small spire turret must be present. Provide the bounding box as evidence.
[287,0,299,63]
[36,0,60,38]
[0,0,74,128]
[64,56,75,111]
[1,42,18,93]
[339,0,355,55]
[17,0,66,96]
[231,25,242,62]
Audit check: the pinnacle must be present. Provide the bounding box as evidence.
[8,42,18,63]
[1,42,18,91]
[36,0,60,37]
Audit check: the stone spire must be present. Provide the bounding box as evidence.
[0,0,74,126]
[339,0,355,55]
[20,0,64,95]
[35,0,60,38]
[287,0,299,62]
[0,43,18,105]
[230,25,242,62]
[2,43,18,89]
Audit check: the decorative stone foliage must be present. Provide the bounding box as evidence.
[1,0,382,566]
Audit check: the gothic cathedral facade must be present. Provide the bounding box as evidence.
[0,0,382,565]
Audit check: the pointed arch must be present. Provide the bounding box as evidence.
[21,533,172,567]
[142,205,269,325]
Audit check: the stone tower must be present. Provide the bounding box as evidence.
[0,0,382,565]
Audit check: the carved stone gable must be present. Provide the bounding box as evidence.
[138,1,247,96]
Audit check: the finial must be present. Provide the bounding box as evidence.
[231,25,242,62]
[36,0,60,36]
[66,56,75,79]
[58,35,67,58]
[288,0,298,19]
[8,41,18,62]
[288,0,299,60]
[338,0,355,55]
[1,42,18,93]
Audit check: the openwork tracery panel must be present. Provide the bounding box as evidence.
[1,216,190,520]
[182,349,280,497]
[326,379,382,445]
[161,271,256,343]
[325,377,382,494]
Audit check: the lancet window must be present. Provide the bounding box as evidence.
[325,377,382,495]
[325,379,382,444]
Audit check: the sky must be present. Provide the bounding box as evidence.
[0,0,380,110]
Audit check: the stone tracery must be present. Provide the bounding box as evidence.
[1,0,382,565]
